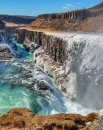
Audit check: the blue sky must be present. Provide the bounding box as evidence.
[0,0,102,16]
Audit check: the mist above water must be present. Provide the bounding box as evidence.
[63,33,103,110]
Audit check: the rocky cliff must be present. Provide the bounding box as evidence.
[15,28,67,62]
[30,2,103,32]
[38,9,89,22]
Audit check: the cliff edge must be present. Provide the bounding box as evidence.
[30,2,103,33]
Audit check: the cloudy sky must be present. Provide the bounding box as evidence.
[0,0,102,16]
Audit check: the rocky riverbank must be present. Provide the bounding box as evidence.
[0,108,98,130]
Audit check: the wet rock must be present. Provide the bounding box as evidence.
[10,81,16,88]
[0,44,14,60]
[37,81,49,90]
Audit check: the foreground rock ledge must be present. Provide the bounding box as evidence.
[0,108,98,130]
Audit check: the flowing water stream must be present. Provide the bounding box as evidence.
[0,34,96,116]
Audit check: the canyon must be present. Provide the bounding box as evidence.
[0,2,103,130]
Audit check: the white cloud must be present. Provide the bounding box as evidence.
[63,3,75,10]
[63,6,70,9]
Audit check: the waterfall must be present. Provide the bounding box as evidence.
[0,30,96,116]
[63,33,103,110]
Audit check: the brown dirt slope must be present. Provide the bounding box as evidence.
[30,2,103,33]
[0,108,97,130]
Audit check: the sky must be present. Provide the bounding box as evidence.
[0,0,103,16]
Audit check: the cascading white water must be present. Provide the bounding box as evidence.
[63,33,103,110]
[1,30,103,116]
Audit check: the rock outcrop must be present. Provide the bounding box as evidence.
[0,19,5,30]
[38,9,89,22]
[0,44,14,60]
[15,29,67,63]
[0,108,97,130]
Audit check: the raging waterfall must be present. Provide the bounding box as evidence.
[0,31,103,116]
[63,33,103,110]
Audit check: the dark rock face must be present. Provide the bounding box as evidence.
[15,29,67,63]
[5,26,18,37]
[15,29,26,43]
[38,9,90,23]
[42,34,67,63]
[0,19,5,30]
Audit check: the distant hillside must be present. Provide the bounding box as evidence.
[30,2,103,33]
[0,15,36,24]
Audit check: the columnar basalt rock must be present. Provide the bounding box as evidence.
[15,29,69,97]
[41,33,67,63]
[15,29,67,63]
[15,29,25,43]
[38,9,89,23]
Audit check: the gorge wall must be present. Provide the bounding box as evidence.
[15,29,71,100]
[15,29,67,63]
